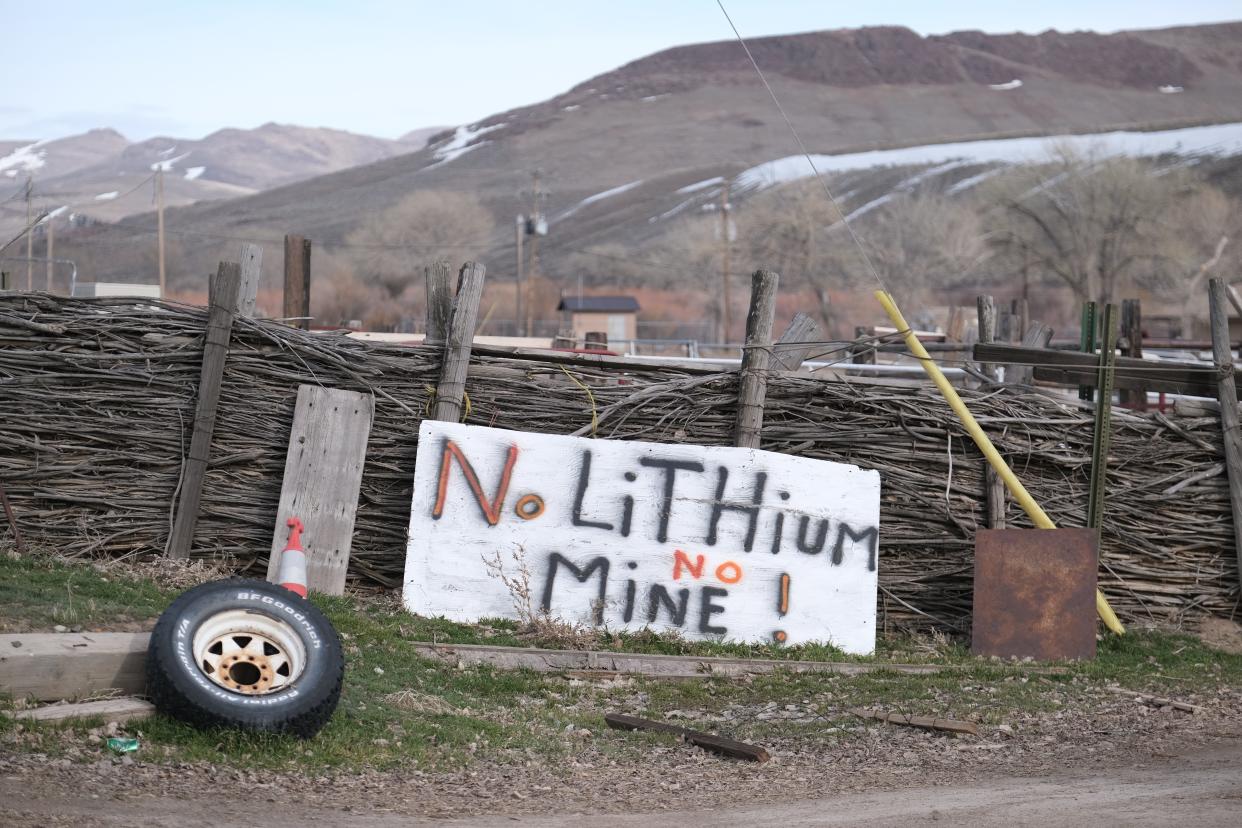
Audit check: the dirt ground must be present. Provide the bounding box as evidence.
[3,694,1240,826]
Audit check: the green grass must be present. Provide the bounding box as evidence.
[2,552,1240,773]
[0,553,172,630]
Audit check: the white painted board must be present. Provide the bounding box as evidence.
[404,422,881,653]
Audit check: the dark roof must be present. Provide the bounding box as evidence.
[557,295,641,313]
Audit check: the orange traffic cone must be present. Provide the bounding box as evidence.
[277,516,308,598]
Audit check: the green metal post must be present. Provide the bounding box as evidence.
[1078,301,1098,402]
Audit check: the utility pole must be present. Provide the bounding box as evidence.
[45,212,54,292]
[514,214,524,337]
[720,179,732,343]
[156,168,166,297]
[24,178,33,290]
[525,169,544,337]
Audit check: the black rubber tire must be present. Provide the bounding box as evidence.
[146,578,344,739]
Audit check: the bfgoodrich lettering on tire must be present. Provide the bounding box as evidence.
[146,578,344,738]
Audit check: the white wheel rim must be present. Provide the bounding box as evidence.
[191,609,307,695]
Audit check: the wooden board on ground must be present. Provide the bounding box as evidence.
[7,697,155,724]
[605,712,770,761]
[850,708,979,736]
[266,385,374,595]
[411,642,954,677]
[0,633,149,701]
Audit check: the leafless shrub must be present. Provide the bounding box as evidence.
[481,546,603,650]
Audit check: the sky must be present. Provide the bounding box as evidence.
[2,0,1239,142]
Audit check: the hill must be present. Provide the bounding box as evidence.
[1,123,420,236]
[34,21,1242,316]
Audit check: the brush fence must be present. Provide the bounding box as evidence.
[0,293,1236,630]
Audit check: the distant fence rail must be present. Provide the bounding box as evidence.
[0,293,1236,629]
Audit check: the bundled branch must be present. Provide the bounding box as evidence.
[0,293,1236,629]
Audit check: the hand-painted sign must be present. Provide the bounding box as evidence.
[404,421,882,653]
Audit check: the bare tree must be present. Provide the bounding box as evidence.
[984,150,1180,306]
[653,217,733,339]
[858,192,988,305]
[346,190,496,301]
[739,180,851,332]
[310,250,390,329]
[1134,184,1239,334]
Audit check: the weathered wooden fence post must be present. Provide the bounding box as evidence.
[850,325,876,365]
[168,262,241,558]
[733,269,779,449]
[238,243,262,318]
[1013,297,1029,341]
[976,296,997,383]
[976,295,1005,529]
[1086,304,1118,532]
[1119,299,1145,410]
[282,234,311,329]
[424,260,453,346]
[772,311,821,371]
[1208,278,1242,583]
[431,262,486,422]
[1010,321,1053,386]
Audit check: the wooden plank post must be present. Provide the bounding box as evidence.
[772,311,821,371]
[976,295,1005,529]
[431,262,486,422]
[1225,283,1242,319]
[424,260,453,346]
[733,269,779,449]
[1013,297,1029,340]
[167,262,241,558]
[1086,304,1118,531]
[1008,323,1052,386]
[282,234,311,329]
[1208,278,1242,586]
[1119,299,1145,410]
[238,243,262,318]
[265,385,374,595]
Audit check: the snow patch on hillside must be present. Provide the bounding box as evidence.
[735,122,1242,191]
[556,179,644,221]
[989,79,1023,91]
[184,166,206,181]
[151,152,190,172]
[0,142,47,175]
[94,191,119,201]
[426,123,506,169]
[676,177,724,195]
[648,198,697,223]
[946,168,1003,194]
[843,161,968,221]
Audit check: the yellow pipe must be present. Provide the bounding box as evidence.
[874,290,1125,635]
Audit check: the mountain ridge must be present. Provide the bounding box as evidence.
[27,20,1242,299]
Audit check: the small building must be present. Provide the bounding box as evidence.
[557,295,640,345]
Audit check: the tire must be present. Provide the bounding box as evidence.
[146,578,344,738]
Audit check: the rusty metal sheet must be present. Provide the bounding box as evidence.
[972,528,1098,661]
